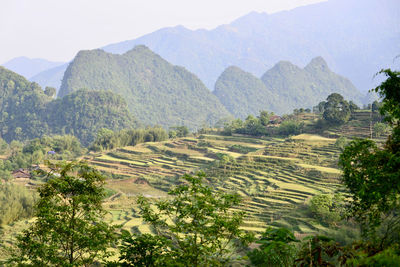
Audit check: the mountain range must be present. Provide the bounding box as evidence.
[59,46,230,129]
[0,45,367,144]
[214,57,363,118]
[102,0,399,92]
[5,0,398,94]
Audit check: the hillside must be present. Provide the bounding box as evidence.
[45,89,137,146]
[0,66,52,142]
[1,57,65,79]
[81,133,342,235]
[59,45,231,129]
[213,66,283,118]
[82,110,385,235]
[260,57,364,113]
[0,67,136,145]
[102,0,399,92]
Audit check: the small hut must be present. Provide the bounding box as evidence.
[12,168,31,179]
[269,115,282,124]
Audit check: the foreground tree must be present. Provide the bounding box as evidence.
[338,69,400,248]
[323,93,351,124]
[117,231,169,267]
[7,161,117,266]
[125,172,253,266]
[248,227,298,267]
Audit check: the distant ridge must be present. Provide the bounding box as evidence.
[102,0,399,92]
[2,57,65,80]
[261,57,364,113]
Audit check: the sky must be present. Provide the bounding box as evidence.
[0,0,326,64]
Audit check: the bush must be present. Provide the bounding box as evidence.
[335,136,349,151]
[0,183,37,225]
[248,227,298,267]
[309,194,346,225]
[277,120,304,136]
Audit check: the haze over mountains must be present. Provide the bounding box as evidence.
[30,63,69,92]
[102,0,399,92]
[4,0,398,94]
[2,57,64,80]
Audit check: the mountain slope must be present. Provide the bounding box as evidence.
[1,57,65,79]
[261,57,363,113]
[213,66,283,119]
[59,45,231,128]
[102,0,399,92]
[0,67,136,145]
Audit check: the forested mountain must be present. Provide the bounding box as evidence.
[213,57,363,115]
[0,67,136,145]
[1,57,65,79]
[213,66,282,119]
[260,57,363,113]
[102,0,399,92]
[45,89,137,146]
[59,45,230,129]
[0,66,51,142]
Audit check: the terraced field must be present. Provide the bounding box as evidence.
[83,133,343,235]
[324,111,385,139]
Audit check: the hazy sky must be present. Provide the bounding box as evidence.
[0,0,326,63]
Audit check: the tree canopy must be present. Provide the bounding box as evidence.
[338,69,400,245]
[323,93,351,124]
[8,161,117,266]
[130,172,253,266]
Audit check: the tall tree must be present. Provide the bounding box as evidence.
[338,69,400,247]
[133,172,253,266]
[323,93,351,124]
[8,161,117,266]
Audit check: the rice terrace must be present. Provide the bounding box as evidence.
[1,0,399,265]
